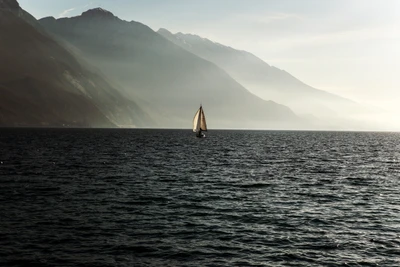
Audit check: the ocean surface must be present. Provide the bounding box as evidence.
[1,128,400,267]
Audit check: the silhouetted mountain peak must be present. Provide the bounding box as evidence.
[158,28,239,52]
[0,0,20,10]
[40,16,56,22]
[176,32,204,40]
[0,0,39,27]
[158,28,172,35]
[81,8,115,19]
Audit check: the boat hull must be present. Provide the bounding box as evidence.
[196,132,206,138]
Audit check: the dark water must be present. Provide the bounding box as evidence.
[1,129,400,267]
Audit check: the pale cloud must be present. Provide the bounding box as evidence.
[83,2,94,9]
[57,7,75,18]
[57,2,94,19]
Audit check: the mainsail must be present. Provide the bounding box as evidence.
[193,105,207,133]
[193,109,200,132]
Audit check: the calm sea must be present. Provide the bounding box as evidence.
[1,128,400,266]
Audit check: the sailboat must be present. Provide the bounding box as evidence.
[193,105,207,138]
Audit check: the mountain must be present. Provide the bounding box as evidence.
[39,8,302,129]
[157,29,370,120]
[0,0,151,128]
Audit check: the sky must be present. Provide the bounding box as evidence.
[19,0,400,113]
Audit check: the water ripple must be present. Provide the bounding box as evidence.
[1,129,400,266]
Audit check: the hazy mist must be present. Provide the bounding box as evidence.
[5,0,400,130]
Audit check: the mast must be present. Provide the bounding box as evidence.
[197,106,202,132]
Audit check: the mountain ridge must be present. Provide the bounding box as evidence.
[39,8,303,130]
[0,0,19,9]
[0,1,152,128]
[157,28,364,118]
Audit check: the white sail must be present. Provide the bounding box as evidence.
[193,105,207,133]
[193,108,201,132]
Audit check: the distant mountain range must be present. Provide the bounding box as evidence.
[157,29,369,118]
[0,0,151,127]
[0,0,379,129]
[38,8,300,129]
